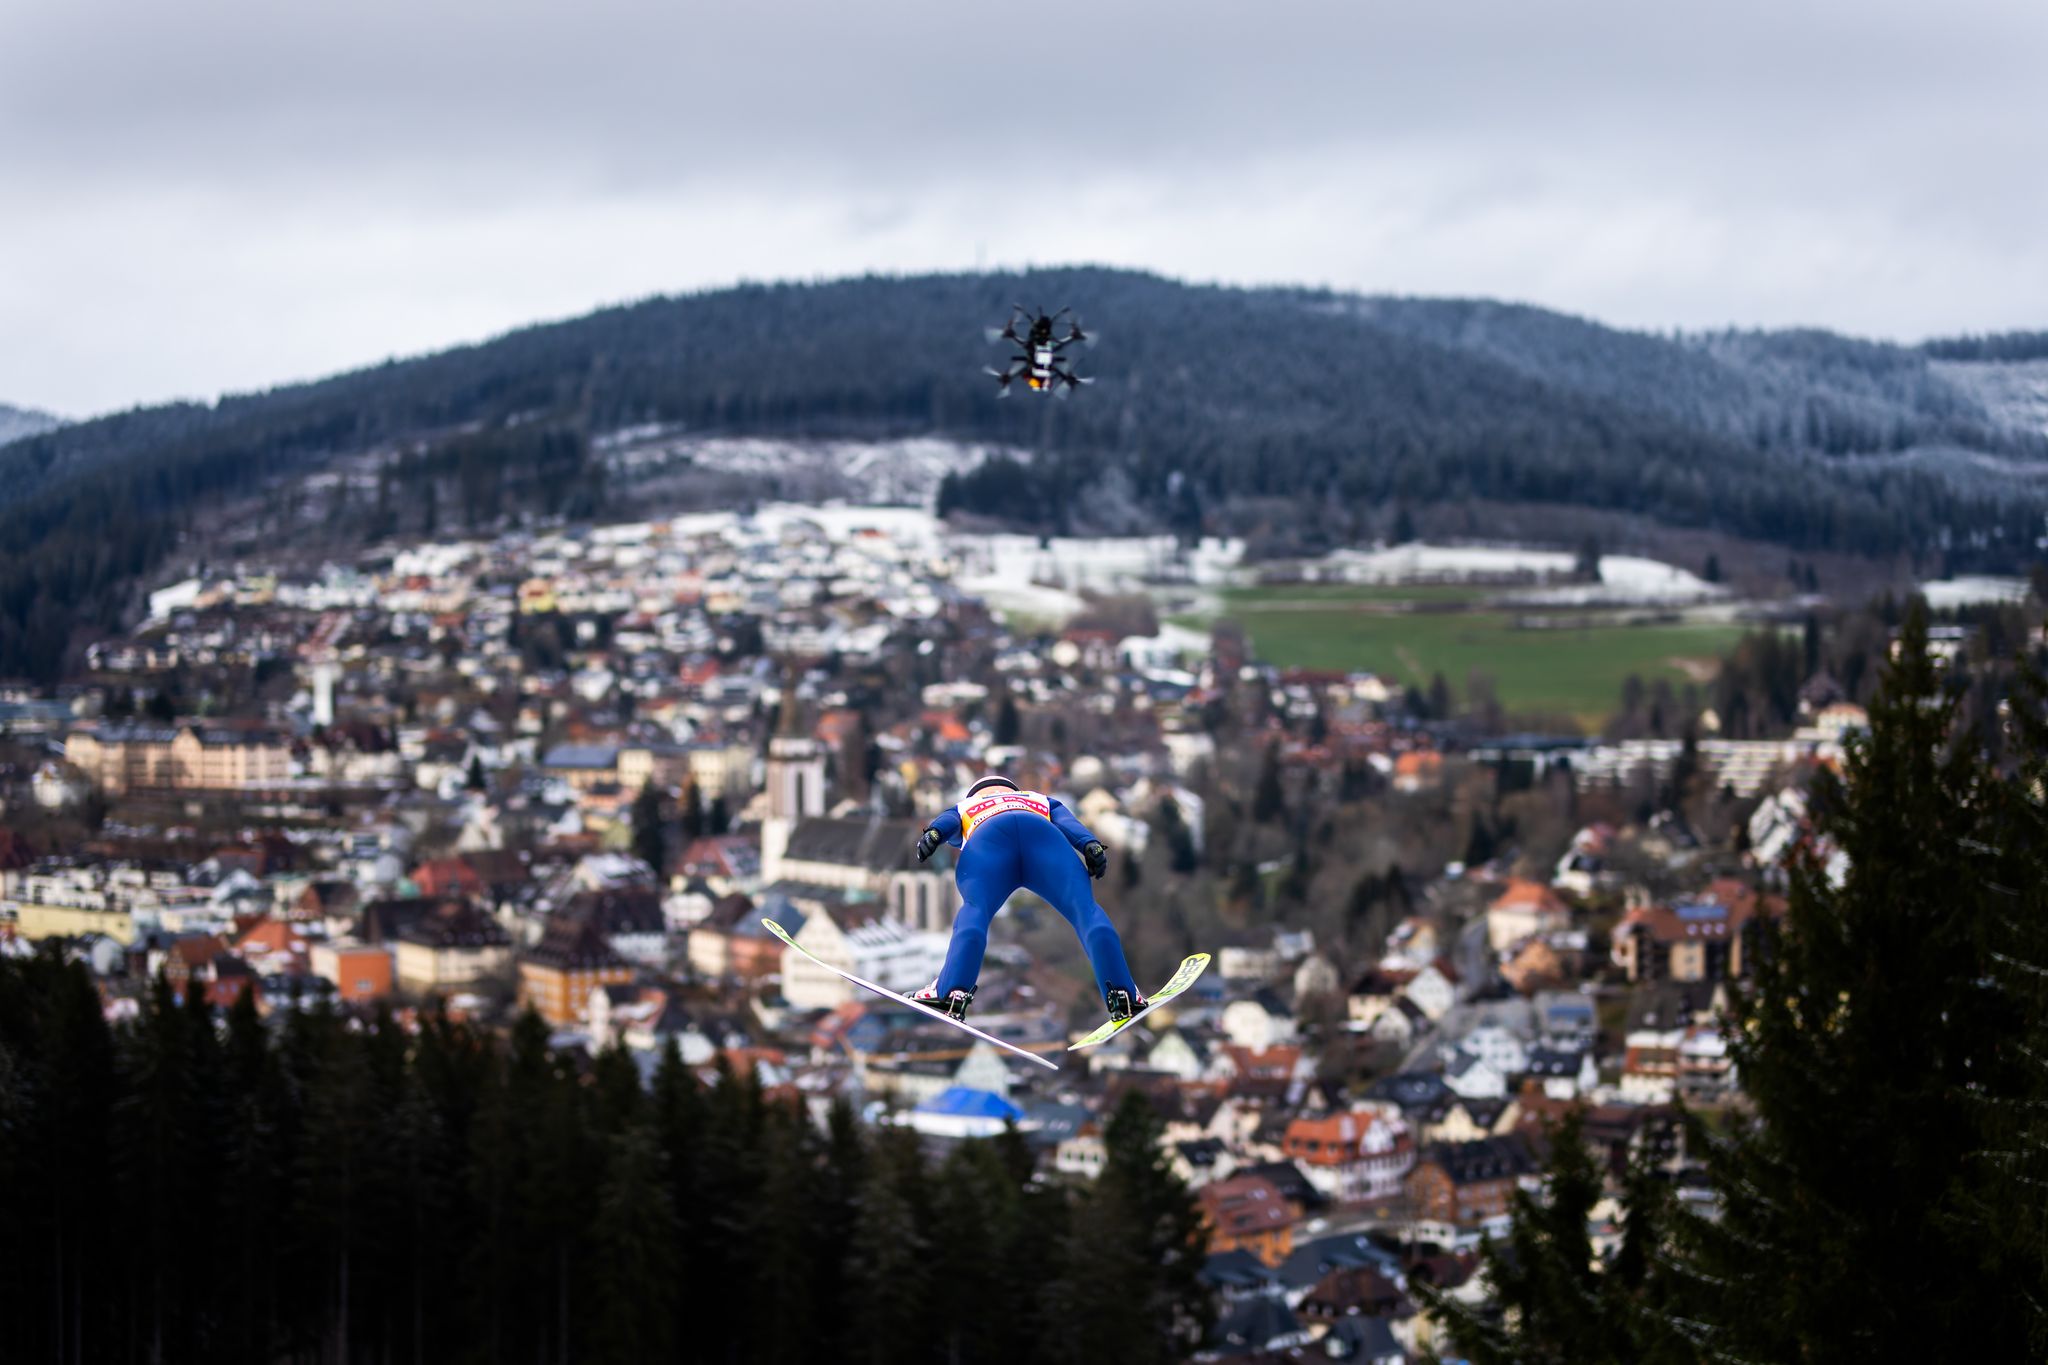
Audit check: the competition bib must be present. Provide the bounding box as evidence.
[958,789,1052,842]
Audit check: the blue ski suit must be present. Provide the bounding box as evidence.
[926,789,1138,999]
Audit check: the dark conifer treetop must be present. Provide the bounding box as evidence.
[1424,608,2048,1362]
[0,970,1213,1365]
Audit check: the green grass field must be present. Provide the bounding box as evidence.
[1177,588,1743,727]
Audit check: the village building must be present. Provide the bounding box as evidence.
[394,899,515,992]
[1281,1108,1416,1205]
[1406,1136,1540,1237]
[64,723,292,795]
[1610,879,1780,983]
[1199,1174,1297,1267]
[518,910,635,1025]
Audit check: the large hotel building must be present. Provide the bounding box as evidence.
[63,723,293,795]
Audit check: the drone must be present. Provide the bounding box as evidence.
[986,304,1093,396]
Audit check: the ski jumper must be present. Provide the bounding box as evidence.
[927,789,1138,999]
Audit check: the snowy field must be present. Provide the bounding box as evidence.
[1308,543,1722,603]
[603,432,1027,507]
[1920,576,2031,608]
[950,533,1244,592]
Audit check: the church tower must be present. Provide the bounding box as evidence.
[760,669,825,883]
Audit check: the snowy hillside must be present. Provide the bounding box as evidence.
[602,430,1027,508]
[1931,359,2048,438]
[0,403,62,446]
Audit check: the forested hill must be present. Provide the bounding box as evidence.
[0,403,62,447]
[2,269,2045,679]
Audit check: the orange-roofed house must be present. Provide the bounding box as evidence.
[1393,750,1444,793]
[1485,878,1573,953]
[311,942,394,1004]
[1199,1174,1296,1266]
[412,857,485,900]
[1283,1108,1416,1205]
[234,917,311,977]
[1216,1044,1304,1085]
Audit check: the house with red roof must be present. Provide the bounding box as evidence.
[1199,1174,1296,1267]
[1485,877,1573,952]
[411,856,485,901]
[1282,1107,1416,1205]
[1610,879,1781,983]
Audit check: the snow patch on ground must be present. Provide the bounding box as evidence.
[955,576,1088,620]
[1920,576,2031,608]
[1309,543,1721,602]
[949,533,1244,594]
[605,433,1028,507]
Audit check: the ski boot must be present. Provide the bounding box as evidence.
[1104,986,1150,1024]
[908,978,975,1023]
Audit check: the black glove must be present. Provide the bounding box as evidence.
[1081,841,1108,880]
[915,828,942,863]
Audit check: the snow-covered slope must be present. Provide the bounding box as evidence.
[602,430,1025,507]
[1931,359,2048,439]
[0,403,63,446]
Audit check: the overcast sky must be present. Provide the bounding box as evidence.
[4,0,2044,417]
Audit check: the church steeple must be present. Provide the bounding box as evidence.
[775,659,805,739]
[762,659,825,880]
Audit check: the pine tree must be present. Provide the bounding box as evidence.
[1576,534,1603,582]
[848,1129,932,1365]
[631,782,667,877]
[747,1106,823,1365]
[291,1003,377,1364]
[1427,671,1452,721]
[1093,1092,1212,1359]
[1252,742,1285,823]
[680,780,706,840]
[929,1140,1026,1365]
[1965,660,2048,1349]
[1671,603,2029,1357]
[1421,1110,1688,1364]
[0,953,119,1365]
[589,1125,680,1365]
[647,1040,712,1353]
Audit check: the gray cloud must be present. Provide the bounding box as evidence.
[3,0,2044,414]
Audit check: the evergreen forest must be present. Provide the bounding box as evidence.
[0,976,1212,1365]
[4,269,2045,683]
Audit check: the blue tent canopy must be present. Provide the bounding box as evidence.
[914,1086,1022,1122]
